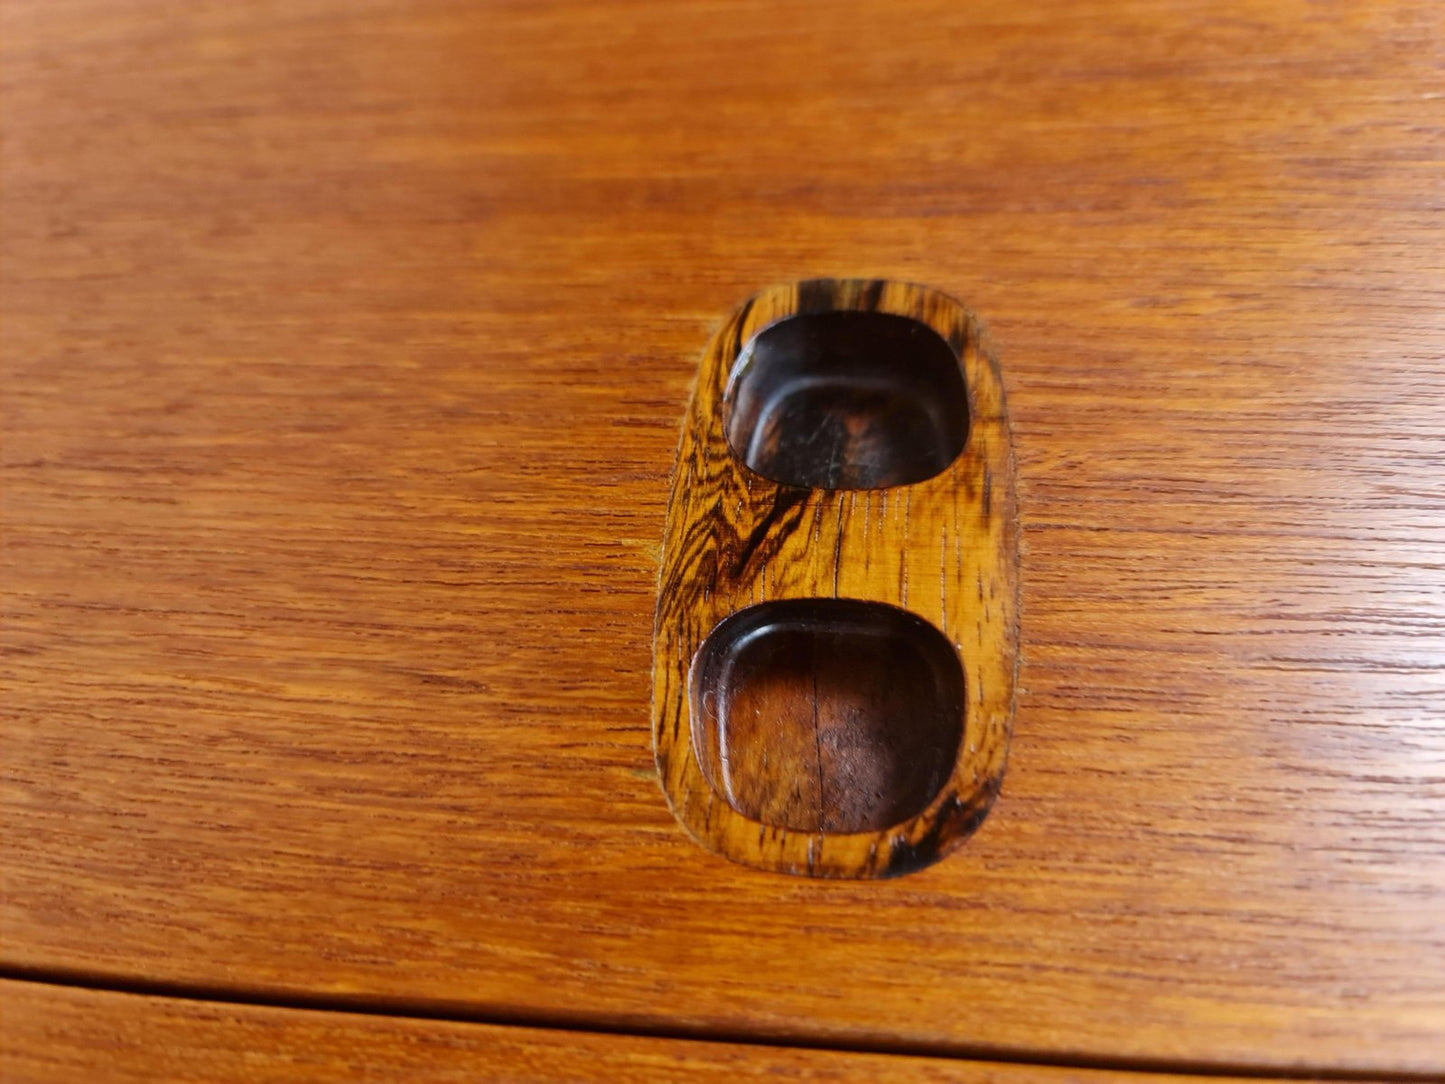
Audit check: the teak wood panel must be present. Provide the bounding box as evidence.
[2,981,1364,1084]
[2,0,1442,1077]
[653,279,1018,877]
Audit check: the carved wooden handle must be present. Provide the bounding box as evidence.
[653,279,1019,878]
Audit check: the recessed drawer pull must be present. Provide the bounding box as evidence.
[653,279,1019,878]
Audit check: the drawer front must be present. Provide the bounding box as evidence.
[8,980,1379,1084]
[2,0,1442,1075]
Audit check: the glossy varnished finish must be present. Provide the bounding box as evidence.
[653,279,1018,877]
[690,599,966,836]
[2,0,1443,1075]
[0,982,1351,1084]
[724,309,970,489]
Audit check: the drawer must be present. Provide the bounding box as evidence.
[9,980,1394,1084]
[2,0,1441,1077]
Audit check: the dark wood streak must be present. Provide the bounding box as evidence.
[730,487,811,578]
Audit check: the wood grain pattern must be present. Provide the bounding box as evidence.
[2,980,1361,1084]
[2,0,1443,1076]
[653,280,1018,877]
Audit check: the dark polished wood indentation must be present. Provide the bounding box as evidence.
[655,278,1016,877]
[724,311,969,490]
[690,598,964,833]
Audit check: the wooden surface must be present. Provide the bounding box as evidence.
[0,981,1348,1084]
[654,279,1018,876]
[2,0,1443,1077]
